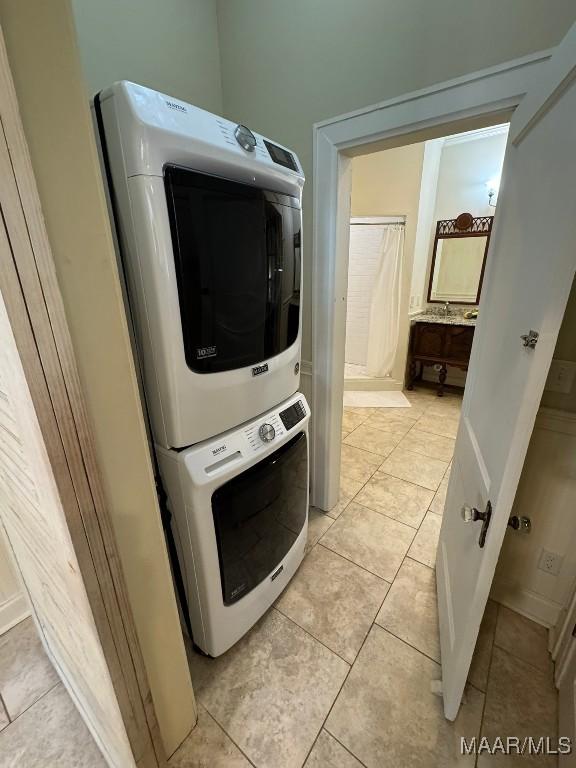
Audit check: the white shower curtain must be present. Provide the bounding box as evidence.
[365,224,404,378]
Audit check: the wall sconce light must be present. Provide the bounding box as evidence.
[486,174,501,207]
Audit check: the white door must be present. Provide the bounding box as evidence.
[558,606,576,765]
[438,24,576,720]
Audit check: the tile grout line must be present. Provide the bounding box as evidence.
[304,606,381,767]
[327,493,427,533]
[0,679,61,731]
[303,453,444,768]
[0,692,10,726]
[474,603,500,768]
[341,442,448,494]
[293,466,427,768]
[197,704,258,768]
[317,538,415,584]
[492,638,553,677]
[310,541,393,588]
[313,728,371,768]
[272,606,353,667]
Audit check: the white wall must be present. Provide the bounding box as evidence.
[215,0,576,365]
[417,127,509,312]
[492,409,576,627]
[410,140,444,314]
[433,130,508,224]
[493,275,576,627]
[541,276,576,413]
[417,129,508,387]
[72,0,223,112]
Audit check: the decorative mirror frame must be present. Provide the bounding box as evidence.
[427,212,494,305]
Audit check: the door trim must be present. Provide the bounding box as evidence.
[311,49,552,510]
[0,28,164,768]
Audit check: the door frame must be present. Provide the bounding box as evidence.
[310,49,553,511]
[0,26,165,768]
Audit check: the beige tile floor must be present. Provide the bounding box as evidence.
[0,389,557,767]
[0,617,106,767]
[175,387,558,768]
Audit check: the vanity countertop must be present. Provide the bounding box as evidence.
[412,311,477,327]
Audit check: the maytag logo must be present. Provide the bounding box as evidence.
[165,100,187,113]
[197,345,217,359]
[211,445,226,456]
[252,363,269,377]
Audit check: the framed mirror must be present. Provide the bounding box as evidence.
[427,212,493,304]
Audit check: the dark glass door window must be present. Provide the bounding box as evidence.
[164,165,301,373]
[211,432,307,605]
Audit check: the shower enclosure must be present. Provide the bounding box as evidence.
[344,216,405,390]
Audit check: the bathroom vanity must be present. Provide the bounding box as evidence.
[406,212,491,395]
[406,313,476,396]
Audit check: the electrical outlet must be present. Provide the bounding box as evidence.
[546,359,576,394]
[538,549,563,576]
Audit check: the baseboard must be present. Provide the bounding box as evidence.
[490,578,562,629]
[344,377,403,391]
[537,407,576,436]
[0,592,30,635]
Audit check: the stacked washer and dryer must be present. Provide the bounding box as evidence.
[96,82,309,657]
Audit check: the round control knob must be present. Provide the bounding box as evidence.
[234,124,257,152]
[259,423,276,443]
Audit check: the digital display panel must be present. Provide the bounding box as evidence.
[264,140,298,172]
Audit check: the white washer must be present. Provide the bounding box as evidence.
[156,392,310,657]
[95,81,305,449]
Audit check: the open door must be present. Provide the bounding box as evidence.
[557,593,576,766]
[438,24,576,720]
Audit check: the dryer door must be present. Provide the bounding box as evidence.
[164,165,301,374]
[211,431,307,605]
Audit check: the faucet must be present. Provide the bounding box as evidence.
[443,302,450,317]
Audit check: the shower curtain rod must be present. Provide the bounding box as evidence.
[350,216,406,225]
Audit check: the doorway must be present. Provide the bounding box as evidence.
[310,50,550,512]
[341,125,507,414]
[310,25,576,746]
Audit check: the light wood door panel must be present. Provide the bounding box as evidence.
[0,260,134,766]
[0,21,165,767]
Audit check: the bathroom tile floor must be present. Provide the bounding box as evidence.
[0,617,106,767]
[176,386,558,768]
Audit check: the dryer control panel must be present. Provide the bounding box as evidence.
[279,399,307,430]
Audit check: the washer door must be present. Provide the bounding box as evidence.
[211,432,307,604]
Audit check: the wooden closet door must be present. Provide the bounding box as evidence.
[0,250,134,767]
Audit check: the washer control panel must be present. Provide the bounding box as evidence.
[244,412,284,453]
[258,423,276,443]
[279,399,307,431]
[183,393,310,482]
[234,124,257,152]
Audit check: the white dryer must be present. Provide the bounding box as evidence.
[95,81,305,449]
[156,392,310,657]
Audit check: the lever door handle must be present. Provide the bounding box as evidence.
[461,501,492,548]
